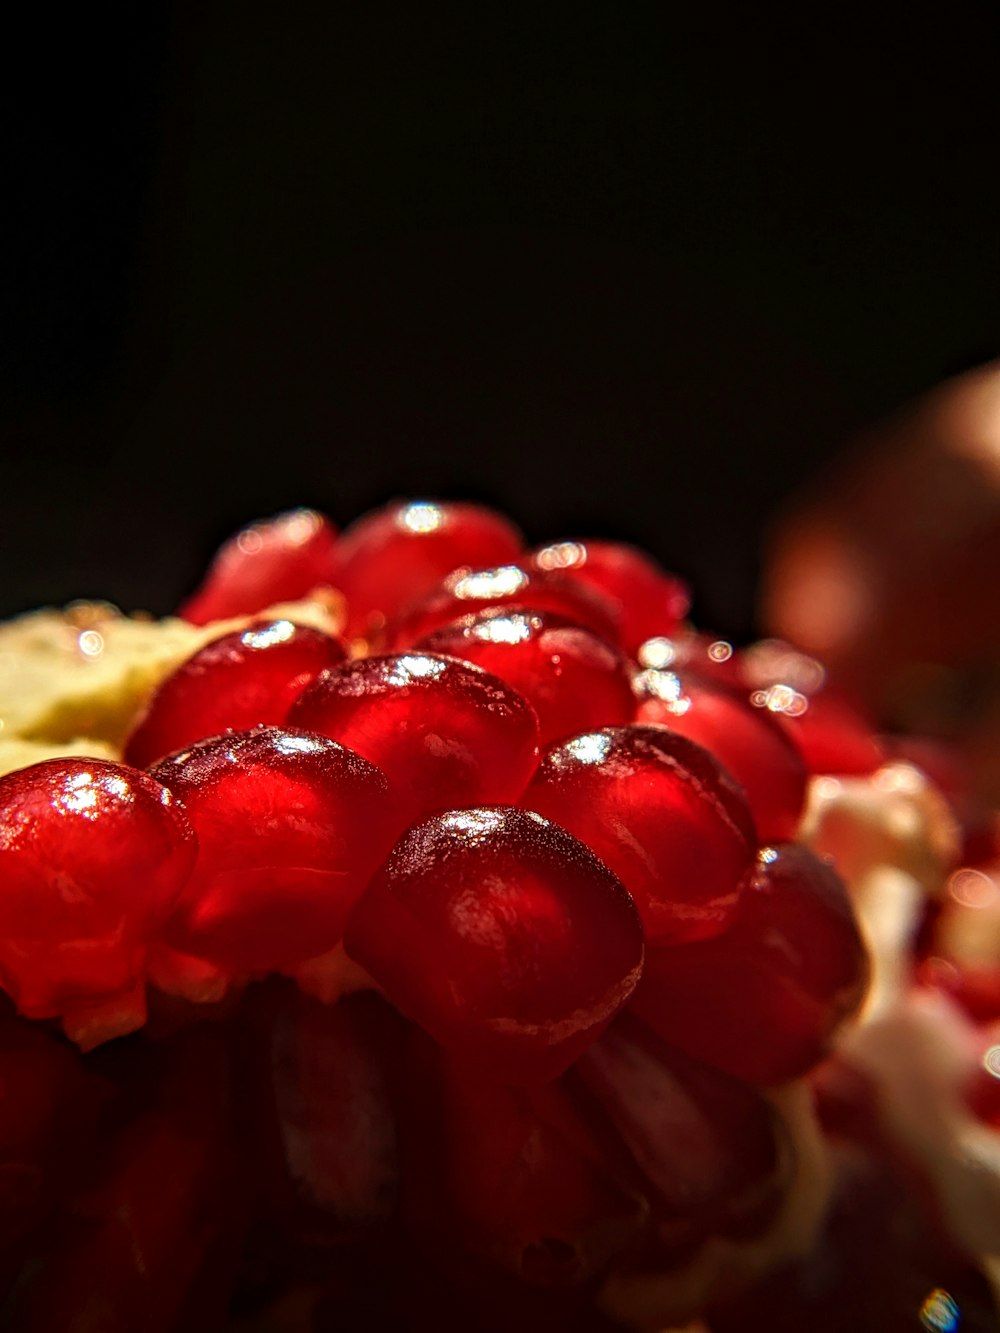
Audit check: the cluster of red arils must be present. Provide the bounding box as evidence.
[0,498,968,1330]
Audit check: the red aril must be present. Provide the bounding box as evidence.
[385,564,622,649]
[634,668,808,842]
[329,499,524,641]
[576,1015,793,1247]
[632,843,870,1084]
[0,759,196,1028]
[287,653,540,823]
[416,608,634,747]
[124,618,346,769]
[530,539,690,655]
[179,509,338,625]
[399,1030,647,1286]
[150,727,403,973]
[344,807,644,1084]
[523,726,756,945]
[773,691,886,777]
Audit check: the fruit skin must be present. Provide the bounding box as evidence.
[345,806,645,1085]
[523,725,757,945]
[287,652,540,824]
[416,608,635,748]
[150,727,404,974]
[179,508,339,625]
[0,759,196,1021]
[632,843,870,1085]
[124,618,346,769]
[329,499,524,641]
[529,539,690,656]
[634,667,808,842]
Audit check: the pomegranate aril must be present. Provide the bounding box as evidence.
[329,499,524,642]
[530,539,690,656]
[634,667,809,842]
[179,508,338,625]
[287,652,540,823]
[150,726,403,974]
[344,807,644,1084]
[774,690,886,777]
[576,1015,793,1247]
[385,563,622,650]
[523,725,756,945]
[399,1030,646,1287]
[633,843,870,1084]
[124,618,346,769]
[416,608,634,748]
[0,759,196,1027]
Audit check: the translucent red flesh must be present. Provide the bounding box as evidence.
[634,668,809,841]
[124,618,346,769]
[632,843,870,1083]
[0,759,196,1017]
[149,727,403,973]
[345,806,644,1084]
[287,652,540,823]
[179,508,338,625]
[329,499,524,641]
[523,725,756,945]
[416,608,635,747]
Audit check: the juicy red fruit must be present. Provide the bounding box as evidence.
[329,499,524,642]
[150,727,403,974]
[0,759,196,1020]
[632,843,870,1084]
[416,608,635,747]
[287,653,540,823]
[179,508,338,625]
[345,807,644,1084]
[385,564,622,650]
[530,539,690,656]
[124,619,346,769]
[634,668,808,842]
[523,726,756,945]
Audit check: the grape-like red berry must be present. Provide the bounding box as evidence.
[416,608,634,747]
[523,726,756,945]
[632,843,870,1084]
[530,539,690,655]
[150,727,403,973]
[0,759,196,1020]
[634,668,808,842]
[287,653,540,823]
[345,807,644,1084]
[179,509,338,625]
[386,564,622,649]
[124,619,346,769]
[329,499,524,641]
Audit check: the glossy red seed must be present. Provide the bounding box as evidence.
[330,499,524,641]
[0,759,196,1020]
[150,727,403,973]
[523,726,756,945]
[634,668,809,842]
[344,807,644,1084]
[415,608,634,747]
[179,508,338,625]
[530,539,690,655]
[287,653,540,823]
[399,1030,646,1286]
[577,1014,792,1246]
[124,619,347,769]
[633,843,870,1084]
[774,691,886,777]
[635,628,744,685]
[385,564,622,650]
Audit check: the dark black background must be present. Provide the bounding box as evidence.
[6,7,1000,637]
